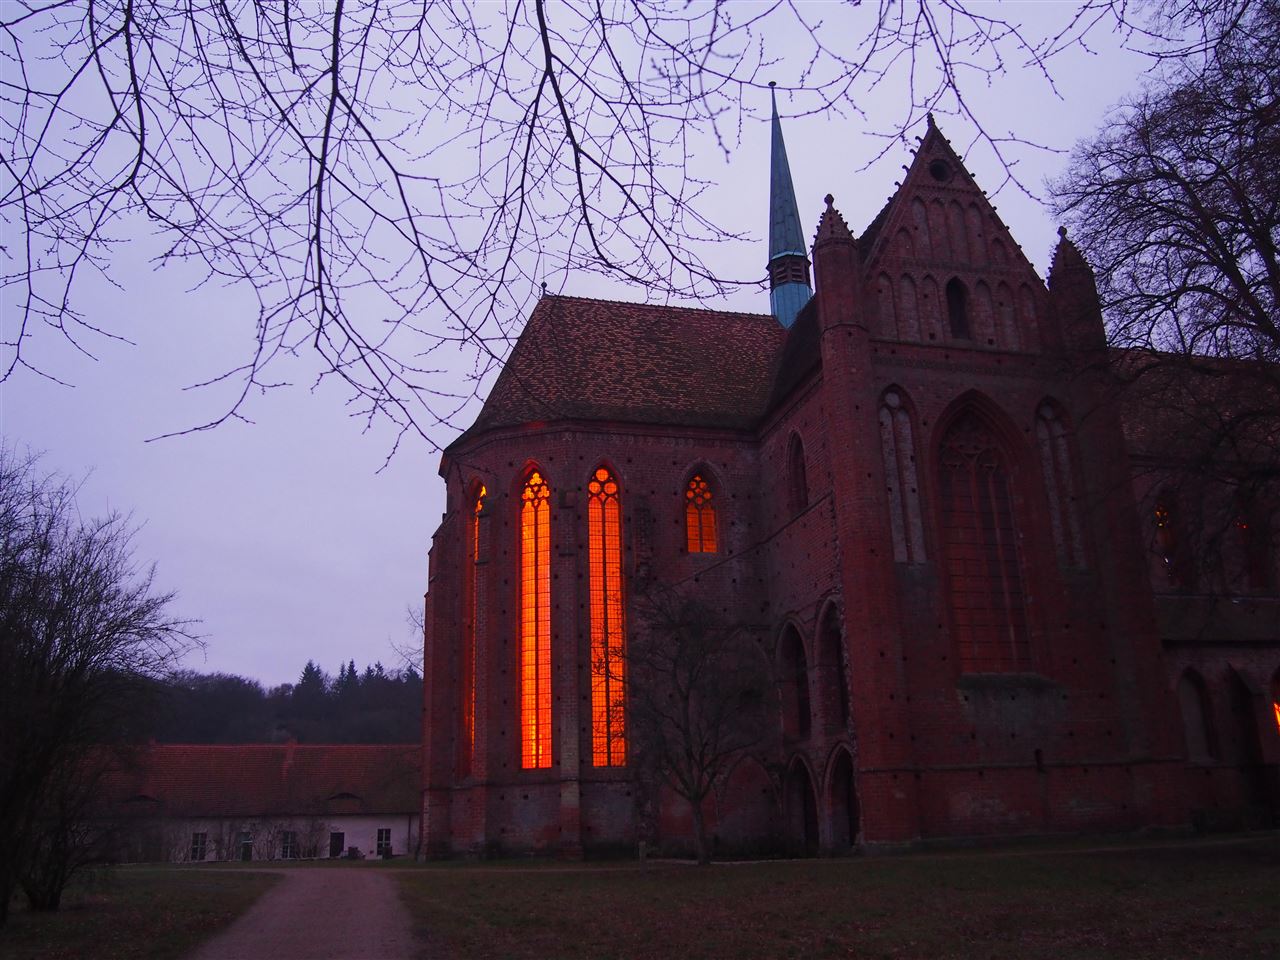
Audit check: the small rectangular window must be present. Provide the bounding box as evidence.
[281,831,298,859]
[376,828,392,857]
[190,832,207,861]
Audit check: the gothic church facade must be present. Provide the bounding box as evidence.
[419,109,1280,856]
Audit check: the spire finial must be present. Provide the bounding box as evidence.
[1058,224,1068,238]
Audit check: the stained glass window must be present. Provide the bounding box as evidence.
[685,475,718,553]
[1154,499,1185,587]
[880,390,926,563]
[520,471,552,769]
[588,467,626,766]
[940,412,1030,672]
[460,484,485,775]
[1035,403,1085,567]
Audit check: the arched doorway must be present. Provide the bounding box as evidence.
[818,606,850,733]
[1228,670,1269,817]
[785,759,819,856]
[779,625,811,740]
[827,749,859,852]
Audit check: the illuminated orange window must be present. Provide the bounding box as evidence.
[520,471,552,769]
[589,467,626,766]
[460,484,485,776]
[685,475,718,553]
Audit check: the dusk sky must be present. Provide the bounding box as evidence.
[1,7,1154,688]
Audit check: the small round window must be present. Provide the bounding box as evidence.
[928,159,952,183]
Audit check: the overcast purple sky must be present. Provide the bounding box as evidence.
[1,9,1151,688]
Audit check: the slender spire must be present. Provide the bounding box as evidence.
[767,83,812,329]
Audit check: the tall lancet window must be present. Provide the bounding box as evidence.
[1035,403,1085,567]
[588,467,626,766]
[460,483,486,775]
[879,390,926,563]
[520,470,552,769]
[940,412,1031,672]
[685,474,718,553]
[788,435,808,515]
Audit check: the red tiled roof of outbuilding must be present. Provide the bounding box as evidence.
[455,295,785,444]
[102,743,419,819]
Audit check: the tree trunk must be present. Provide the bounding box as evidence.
[0,869,14,927]
[691,800,711,865]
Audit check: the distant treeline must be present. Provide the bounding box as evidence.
[149,660,422,744]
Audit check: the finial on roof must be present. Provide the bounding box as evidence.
[926,111,937,130]
[814,198,854,246]
[1049,222,1092,282]
[540,281,547,295]
[824,193,834,207]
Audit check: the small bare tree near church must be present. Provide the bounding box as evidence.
[625,583,777,865]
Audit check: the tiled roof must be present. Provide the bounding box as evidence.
[458,295,786,441]
[101,743,419,819]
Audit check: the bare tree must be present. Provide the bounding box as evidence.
[626,583,777,865]
[1051,0,1280,590]
[1053,0,1278,365]
[1,2,1250,449]
[0,450,196,923]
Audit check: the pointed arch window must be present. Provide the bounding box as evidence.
[588,467,626,767]
[1177,670,1216,763]
[779,625,811,740]
[1234,499,1273,592]
[1035,403,1086,567]
[460,483,486,776]
[1271,670,1280,738]
[939,411,1030,672]
[879,390,926,563]
[1154,496,1189,589]
[945,278,970,339]
[788,435,808,515]
[685,475,718,553]
[520,471,552,769]
[819,606,850,730]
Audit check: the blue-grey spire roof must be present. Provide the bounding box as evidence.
[769,86,806,261]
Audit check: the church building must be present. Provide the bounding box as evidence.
[419,102,1280,856]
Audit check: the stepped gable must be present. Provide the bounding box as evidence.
[102,743,420,819]
[459,294,785,441]
[860,116,1043,286]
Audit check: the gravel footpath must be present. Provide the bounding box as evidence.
[186,868,420,960]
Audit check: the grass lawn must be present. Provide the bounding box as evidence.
[0,867,279,960]
[395,835,1280,960]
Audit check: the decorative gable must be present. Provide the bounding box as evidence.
[861,117,1047,353]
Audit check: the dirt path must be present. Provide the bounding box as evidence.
[186,868,420,960]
